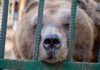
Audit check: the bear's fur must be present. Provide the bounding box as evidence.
[78,0,100,62]
[14,0,97,63]
[78,0,100,25]
[94,0,100,2]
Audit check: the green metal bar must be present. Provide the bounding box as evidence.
[0,0,9,58]
[0,0,9,57]
[0,0,9,70]
[0,59,100,70]
[98,45,100,62]
[67,0,78,61]
[97,4,100,63]
[33,0,44,60]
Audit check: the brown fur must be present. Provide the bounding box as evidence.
[78,0,100,25]
[14,0,96,63]
[94,0,100,2]
[78,0,100,62]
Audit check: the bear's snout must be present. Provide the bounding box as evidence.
[43,34,61,49]
[43,34,61,58]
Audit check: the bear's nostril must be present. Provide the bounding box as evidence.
[53,38,60,44]
[44,38,51,44]
[43,35,61,49]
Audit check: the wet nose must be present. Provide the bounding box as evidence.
[43,34,61,49]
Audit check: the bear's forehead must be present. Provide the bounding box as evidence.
[26,0,72,26]
[45,1,71,14]
[42,10,71,25]
[44,1,71,24]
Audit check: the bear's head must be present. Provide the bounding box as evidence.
[34,1,71,63]
[15,0,94,63]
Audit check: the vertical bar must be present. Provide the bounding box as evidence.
[9,0,15,25]
[18,0,25,22]
[33,0,44,60]
[67,0,78,61]
[0,0,9,58]
[98,46,100,62]
[0,0,9,70]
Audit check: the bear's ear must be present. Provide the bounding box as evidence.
[78,0,88,10]
[24,0,38,13]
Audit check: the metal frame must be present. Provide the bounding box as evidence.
[1,0,100,70]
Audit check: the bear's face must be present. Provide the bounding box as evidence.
[30,1,71,63]
[16,0,94,63]
[39,15,69,63]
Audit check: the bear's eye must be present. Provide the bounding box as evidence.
[34,24,37,29]
[34,25,37,29]
[32,24,37,32]
[34,23,43,30]
[63,23,69,30]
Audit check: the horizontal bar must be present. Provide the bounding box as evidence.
[0,59,100,70]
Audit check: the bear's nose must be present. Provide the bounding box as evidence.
[43,34,61,50]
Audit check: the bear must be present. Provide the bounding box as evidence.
[14,0,96,63]
[78,0,100,62]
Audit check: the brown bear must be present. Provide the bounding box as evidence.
[78,0,100,62]
[14,0,96,63]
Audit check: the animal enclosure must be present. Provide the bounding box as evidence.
[0,0,100,70]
